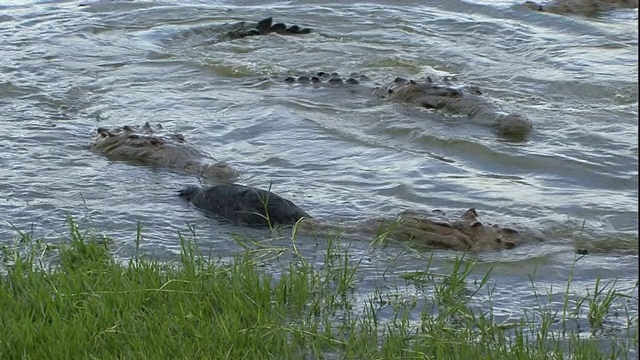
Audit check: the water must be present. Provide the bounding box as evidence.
[0,0,637,348]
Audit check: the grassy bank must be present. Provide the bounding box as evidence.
[0,218,637,359]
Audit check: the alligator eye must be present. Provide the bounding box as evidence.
[128,134,140,139]
[388,88,394,94]
[149,138,160,146]
[504,240,516,249]
[426,77,433,83]
[501,227,519,234]
[470,221,484,228]
[432,221,452,228]
[394,77,406,83]
[448,89,462,97]
[494,238,502,243]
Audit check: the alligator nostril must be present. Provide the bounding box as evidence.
[494,238,502,243]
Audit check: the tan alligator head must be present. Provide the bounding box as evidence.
[373,77,533,141]
[369,207,522,251]
[90,122,239,182]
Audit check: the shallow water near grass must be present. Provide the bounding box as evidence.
[0,0,637,352]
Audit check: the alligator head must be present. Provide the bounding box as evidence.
[374,77,533,141]
[371,208,522,251]
[91,122,239,182]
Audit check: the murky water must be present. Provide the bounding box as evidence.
[0,0,637,346]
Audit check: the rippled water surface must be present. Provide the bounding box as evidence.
[0,0,638,343]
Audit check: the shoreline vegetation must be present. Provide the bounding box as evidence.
[0,218,637,359]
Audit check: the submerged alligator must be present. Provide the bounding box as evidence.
[168,17,311,46]
[272,72,533,141]
[90,123,240,182]
[180,184,526,252]
[522,0,638,14]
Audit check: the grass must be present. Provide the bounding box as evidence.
[0,217,637,359]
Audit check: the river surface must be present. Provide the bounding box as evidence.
[0,0,638,348]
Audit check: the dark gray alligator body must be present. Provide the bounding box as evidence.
[170,17,311,46]
[179,184,312,228]
[278,72,533,141]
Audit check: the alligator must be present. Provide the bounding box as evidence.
[179,184,525,252]
[179,184,311,228]
[273,72,533,141]
[168,17,311,46]
[522,0,638,14]
[90,123,240,182]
